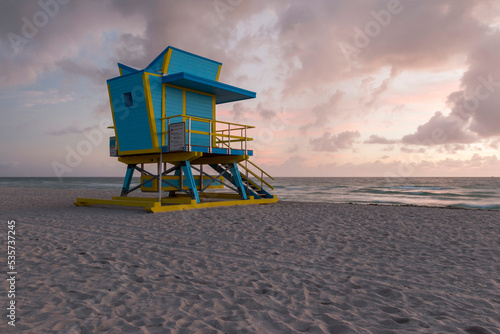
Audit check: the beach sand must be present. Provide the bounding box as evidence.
[1,187,499,333]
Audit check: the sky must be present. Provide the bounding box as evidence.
[1,0,500,178]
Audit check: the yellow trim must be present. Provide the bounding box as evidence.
[190,155,248,165]
[147,72,162,77]
[112,196,196,205]
[117,148,160,156]
[241,159,275,180]
[212,96,216,146]
[142,73,159,149]
[118,151,202,165]
[118,67,123,76]
[238,164,274,190]
[74,196,279,213]
[212,96,216,118]
[216,64,221,81]
[183,90,186,115]
[107,84,121,154]
[161,48,173,74]
[162,114,254,128]
[162,84,166,147]
[75,198,159,209]
[140,174,224,192]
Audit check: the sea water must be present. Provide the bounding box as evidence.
[1,177,499,210]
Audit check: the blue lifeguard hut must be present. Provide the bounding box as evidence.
[75,46,277,212]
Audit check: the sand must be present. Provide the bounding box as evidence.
[0,187,499,333]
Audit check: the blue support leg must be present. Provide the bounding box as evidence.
[181,161,200,203]
[121,164,136,196]
[209,164,252,200]
[229,163,248,200]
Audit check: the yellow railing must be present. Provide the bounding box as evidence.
[161,114,254,153]
[160,114,275,193]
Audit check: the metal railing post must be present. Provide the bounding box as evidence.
[188,117,192,151]
[200,165,203,191]
[179,164,183,190]
[244,127,247,156]
[209,121,213,153]
[227,123,231,154]
[159,150,162,203]
[167,118,170,152]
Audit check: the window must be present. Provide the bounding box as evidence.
[123,92,133,107]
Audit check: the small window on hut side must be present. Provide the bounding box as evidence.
[123,92,133,107]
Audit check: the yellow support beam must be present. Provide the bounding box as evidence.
[118,151,202,165]
[111,196,196,205]
[190,155,248,165]
[74,198,158,209]
[148,196,278,213]
[74,196,279,213]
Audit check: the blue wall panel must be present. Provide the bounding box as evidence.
[167,49,220,80]
[186,91,213,119]
[189,121,211,147]
[165,86,183,117]
[148,75,163,147]
[185,91,213,147]
[165,86,184,148]
[109,73,153,152]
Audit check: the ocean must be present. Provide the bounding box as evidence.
[1,177,500,210]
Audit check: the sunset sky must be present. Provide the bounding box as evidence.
[1,0,500,177]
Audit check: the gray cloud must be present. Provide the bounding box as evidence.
[402,111,477,145]
[364,134,398,145]
[47,124,99,136]
[359,67,401,111]
[300,90,345,133]
[400,147,426,154]
[310,130,361,152]
[0,0,494,95]
[0,161,20,170]
[401,30,500,146]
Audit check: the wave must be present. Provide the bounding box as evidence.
[387,186,453,191]
[447,203,500,210]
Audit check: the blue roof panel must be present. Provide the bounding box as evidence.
[162,72,256,104]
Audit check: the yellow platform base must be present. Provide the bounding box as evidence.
[74,193,278,213]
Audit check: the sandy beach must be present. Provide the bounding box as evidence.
[1,187,499,333]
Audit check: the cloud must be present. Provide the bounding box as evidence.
[400,147,426,154]
[364,134,397,144]
[402,111,477,145]
[287,144,300,154]
[402,30,500,146]
[276,0,488,94]
[0,0,144,88]
[300,90,345,133]
[310,130,360,152]
[0,161,20,170]
[359,67,401,110]
[47,124,99,136]
[23,89,74,107]
[263,153,500,177]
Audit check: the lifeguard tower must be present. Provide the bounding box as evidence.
[75,46,277,212]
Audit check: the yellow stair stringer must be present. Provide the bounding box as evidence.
[237,159,275,191]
